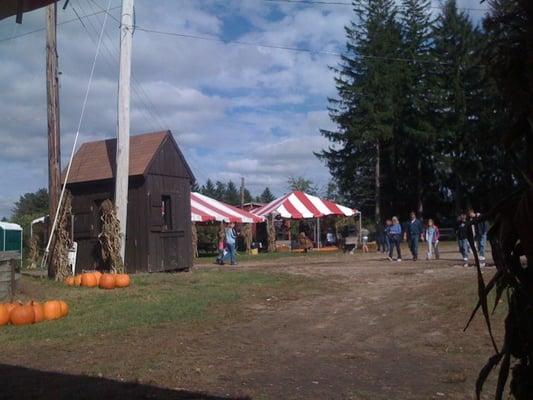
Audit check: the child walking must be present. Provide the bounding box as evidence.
[424,219,440,260]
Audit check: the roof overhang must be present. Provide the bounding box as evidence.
[0,0,60,23]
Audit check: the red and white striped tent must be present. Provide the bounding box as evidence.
[191,192,265,223]
[253,191,358,219]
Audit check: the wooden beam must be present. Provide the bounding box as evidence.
[46,2,61,278]
[115,0,134,263]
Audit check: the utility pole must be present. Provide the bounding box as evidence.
[240,177,245,208]
[115,0,134,263]
[46,2,61,278]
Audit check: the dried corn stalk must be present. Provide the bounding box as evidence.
[242,223,252,254]
[267,215,276,252]
[26,234,40,270]
[53,191,72,281]
[192,222,199,258]
[98,199,124,273]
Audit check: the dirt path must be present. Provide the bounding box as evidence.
[1,243,503,399]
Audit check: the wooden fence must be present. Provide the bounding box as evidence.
[0,251,20,301]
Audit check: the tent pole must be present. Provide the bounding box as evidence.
[317,217,320,249]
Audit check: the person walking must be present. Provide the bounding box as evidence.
[468,209,488,266]
[456,213,470,267]
[384,219,392,254]
[375,221,386,253]
[360,227,369,253]
[223,222,238,266]
[215,223,226,265]
[387,216,402,262]
[424,219,440,260]
[405,211,424,261]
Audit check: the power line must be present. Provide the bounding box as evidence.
[257,0,490,12]
[0,6,121,44]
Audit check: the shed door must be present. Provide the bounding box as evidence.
[161,234,178,270]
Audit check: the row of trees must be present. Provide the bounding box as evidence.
[195,179,276,205]
[319,0,517,223]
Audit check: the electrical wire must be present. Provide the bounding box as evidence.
[40,0,113,273]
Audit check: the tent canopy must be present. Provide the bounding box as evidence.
[253,191,357,219]
[191,192,265,223]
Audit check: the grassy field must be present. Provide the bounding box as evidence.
[1,269,322,349]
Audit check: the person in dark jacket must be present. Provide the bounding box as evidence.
[405,211,424,261]
[375,221,387,253]
[468,209,489,263]
[456,213,470,267]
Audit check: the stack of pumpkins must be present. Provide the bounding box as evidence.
[0,300,69,327]
[64,271,130,290]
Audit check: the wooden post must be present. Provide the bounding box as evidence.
[46,2,61,278]
[115,0,134,262]
[240,177,245,208]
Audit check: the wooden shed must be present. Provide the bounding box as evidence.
[64,130,194,273]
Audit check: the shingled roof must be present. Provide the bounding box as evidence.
[63,130,192,184]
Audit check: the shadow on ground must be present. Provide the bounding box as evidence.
[0,364,249,400]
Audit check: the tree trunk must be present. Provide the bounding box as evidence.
[375,141,381,224]
[416,158,423,214]
[454,177,462,216]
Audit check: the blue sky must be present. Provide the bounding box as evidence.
[0,0,486,218]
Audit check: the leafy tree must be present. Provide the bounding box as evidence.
[287,176,318,195]
[258,187,275,204]
[10,188,49,246]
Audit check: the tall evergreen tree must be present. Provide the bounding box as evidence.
[258,187,275,204]
[431,0,485,214]
[318,0,402,222]
[201,179,216,198]
[214,181,227,201]
[224,180,240,205]
[397,0,435,213]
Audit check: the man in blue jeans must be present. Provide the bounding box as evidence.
[405,211,424,261]
[469,209,489,266]
[223,222,238,266]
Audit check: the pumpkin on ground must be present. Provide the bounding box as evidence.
[10,304,35,326]
[65,276,75,286]
[99,273,116,290]
[29,301,45,323]
[74,275,82,286]
[81,273,98,288]
[114,274,130,288]
[93,271,102,285]
[0,304,10,326]
[43,300,62,321]
[4,303,16,315]
[58,301,69,318]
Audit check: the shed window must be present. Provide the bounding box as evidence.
[162,195,172,230]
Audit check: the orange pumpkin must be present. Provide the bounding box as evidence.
[4,303,16,315]
[0,304,10,326]
[43,300,62,321]
[115,274,130,288]
[74,275,82,286]
[10,304,35,326]
[59,300,69,318]
[93,271,102,284]
[29,301,45,323]
[65,276,75,286]
[99,273,116,290]
[81,273,98,288]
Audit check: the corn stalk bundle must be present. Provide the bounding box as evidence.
[53,191,72,281]
[242,223,252,254]
[98,199,124,273]
[267,215,276,252]
[191,222,199,259]
[26,234,40,270]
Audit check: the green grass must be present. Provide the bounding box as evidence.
[0,269,321,348]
